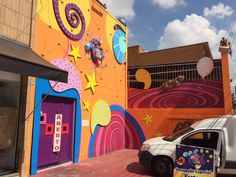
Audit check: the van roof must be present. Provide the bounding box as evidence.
[191,115,236,129]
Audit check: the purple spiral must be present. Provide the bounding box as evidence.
[52,0,86,40]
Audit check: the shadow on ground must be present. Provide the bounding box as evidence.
[127,162,153,176]
[127,162,236,177]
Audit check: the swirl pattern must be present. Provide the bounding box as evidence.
[128,80,224,108]
[90,110,143,157]
[52,0,86,40]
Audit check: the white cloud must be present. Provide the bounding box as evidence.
[158,14,227,59]
[99,0,136,21]
[151,0,186,9]
[203,3,234,19]
[158,13,236,91]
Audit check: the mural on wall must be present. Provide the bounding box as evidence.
[49,41,83,95]
[85,38,105,66]
[112,28,127,64]
[31,0,145,174]
[135,69,151,90]
[83,100,91,112]
[85,71,98,94]
[143,113,153,125]
[89,105,145,157]
[128,58,224,108]
[52,0,86,41]
[91,100,111,134]
[197,57,214,80]
[31,78,82,174]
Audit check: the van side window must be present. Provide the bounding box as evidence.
[181,132,219,150]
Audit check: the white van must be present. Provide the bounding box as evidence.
[138,115,236,177]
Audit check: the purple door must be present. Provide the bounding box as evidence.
[38,95,75,168]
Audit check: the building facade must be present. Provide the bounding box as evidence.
[127,44,232,139]
[0,1,233,176]
[0,0,145,176]
[128,59,222,89]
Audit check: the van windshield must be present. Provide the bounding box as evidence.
[163,127,194,142]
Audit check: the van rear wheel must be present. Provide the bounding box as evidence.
[152,156,173,177]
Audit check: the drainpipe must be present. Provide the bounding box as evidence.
[29,0,34,48]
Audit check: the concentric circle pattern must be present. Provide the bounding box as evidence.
[128,80,224,108]
[92,110,141,157]
[112,30,126,64]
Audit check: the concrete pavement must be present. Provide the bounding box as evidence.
[32,149,235,177]
[33,149,152,177]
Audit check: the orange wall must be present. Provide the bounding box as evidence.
[127,108,225,139]
[32,0,127,161]
[30,0,232,168]
[220,47,233,114]
[127,47,232,139]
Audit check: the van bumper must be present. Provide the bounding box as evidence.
[138,150,153,168]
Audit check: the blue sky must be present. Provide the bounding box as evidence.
[101,0,236,53]
[127,0,236,51]
[101,0,236,89]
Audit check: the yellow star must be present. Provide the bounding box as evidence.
[209,155,213,159]
[69,44,81,63]
[155,131,163,137]
[143,114,153,125]
[83,100,91,112]
[85,72,98,94]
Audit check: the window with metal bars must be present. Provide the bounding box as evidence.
[128,60,222,89]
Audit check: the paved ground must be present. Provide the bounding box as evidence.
[33,149,152,177]
[33,149,235,177]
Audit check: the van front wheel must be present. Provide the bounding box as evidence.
[152,156,173,177]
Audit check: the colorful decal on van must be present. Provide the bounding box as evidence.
[175,145,215,177]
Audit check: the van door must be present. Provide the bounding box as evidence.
[180,130,223,168]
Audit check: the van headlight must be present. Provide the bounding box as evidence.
[140,144,151,151]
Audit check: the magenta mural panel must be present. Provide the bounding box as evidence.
[91,110,142,157]
[128,80,224,108]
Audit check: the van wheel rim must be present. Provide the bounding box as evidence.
[156,161,167,173]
